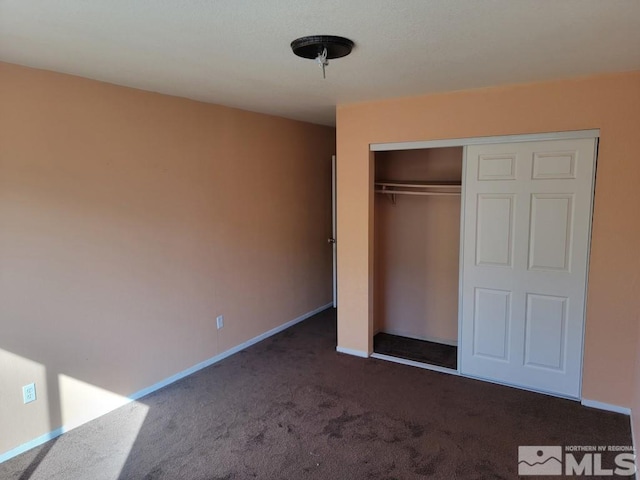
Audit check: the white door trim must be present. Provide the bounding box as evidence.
[577,138,599,400]
[457,146,468,374]
[370,129,600,152]
[371,353,460,375]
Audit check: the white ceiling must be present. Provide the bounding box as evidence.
[1,1,639,126]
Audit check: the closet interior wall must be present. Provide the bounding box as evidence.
[374,147,463,345]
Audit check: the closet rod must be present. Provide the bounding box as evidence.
[375,190,460,196]
[375,182,461,188]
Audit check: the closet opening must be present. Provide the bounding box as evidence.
[372,146,462,372]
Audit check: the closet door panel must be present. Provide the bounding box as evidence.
[460,138,596,399]
[524,293,568,371]
[475,194,515,267]
[528,194,574,272]
[477,153,517,180]
[473,288,511,361]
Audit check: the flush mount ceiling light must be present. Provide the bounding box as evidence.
[291,35,354,79]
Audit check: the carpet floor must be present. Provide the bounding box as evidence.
[0,308,632,479]
[374,332,458,370]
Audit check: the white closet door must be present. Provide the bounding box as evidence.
[460,138,597,398]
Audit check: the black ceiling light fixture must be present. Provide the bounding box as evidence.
[291,35,354,79]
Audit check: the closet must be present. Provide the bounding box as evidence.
[373,147,462,372]
[367,132,598,399]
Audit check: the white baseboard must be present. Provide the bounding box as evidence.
[370,352,459,375]
[581,399,631,415]
[130,302,332,401]
[631,411,637,474]
[631,411,636,448]
[335,346,369,358]
[0,303,332,464]
[583,400,636,475]
[0,427,67,465]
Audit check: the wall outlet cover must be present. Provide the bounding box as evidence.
[23,383,36,404]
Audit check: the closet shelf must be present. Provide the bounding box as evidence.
[375,180,461,203]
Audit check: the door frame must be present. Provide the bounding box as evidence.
[331,155,337,308]
[369,129,600,400]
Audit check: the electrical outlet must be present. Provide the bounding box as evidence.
[23,383,36,404]
[216,315,224,329]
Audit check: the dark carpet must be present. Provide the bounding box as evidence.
[0,309,632,479]
[374,332,458,370]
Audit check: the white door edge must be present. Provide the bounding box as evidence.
[457,146,468,374]
[576,138,599,400]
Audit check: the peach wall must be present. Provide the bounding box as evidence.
[374,148,462,343]
[0,62,335,455]
[336,71,640,408]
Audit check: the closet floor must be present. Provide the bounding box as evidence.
[373,332,457,370]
